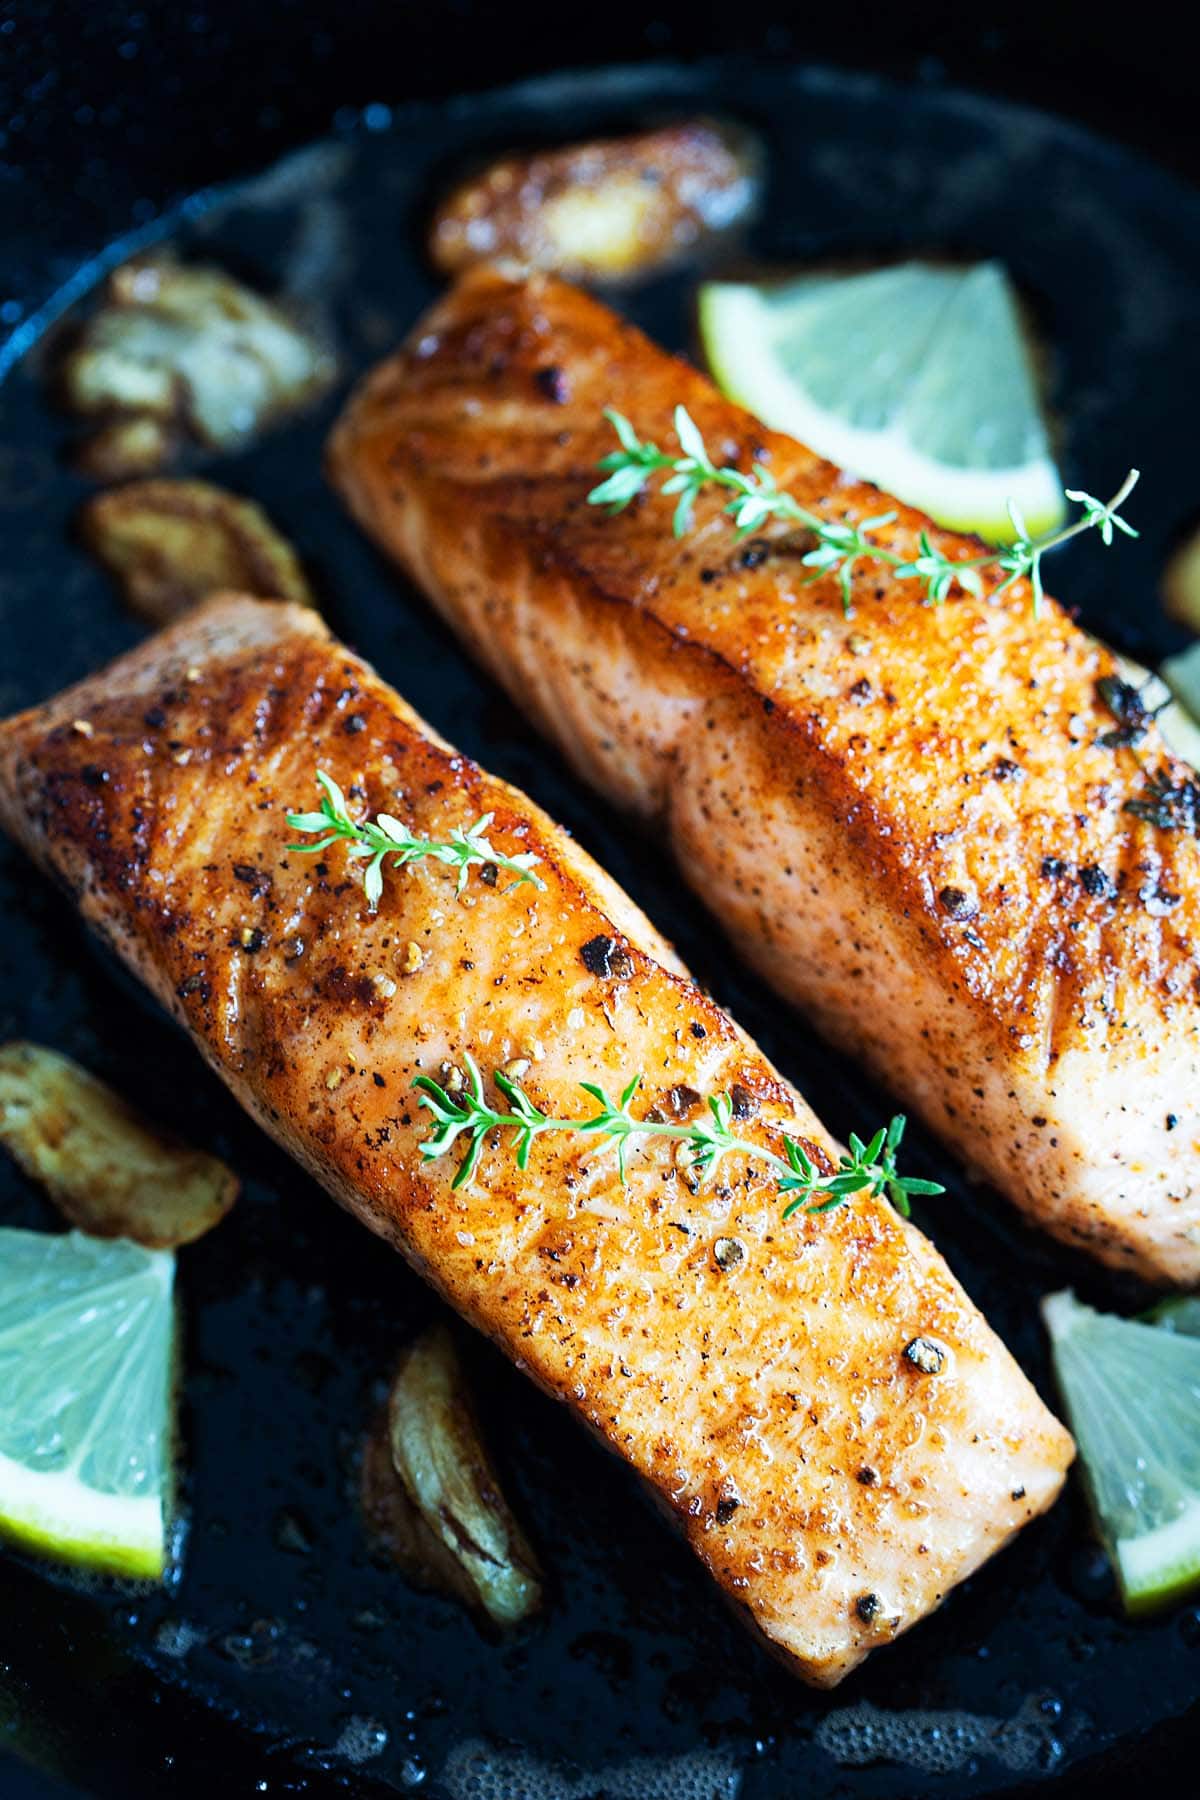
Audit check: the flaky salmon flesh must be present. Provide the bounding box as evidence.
[0,596,1072,1686]
[328,265,1200,1286]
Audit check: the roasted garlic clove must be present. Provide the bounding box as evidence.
[368,1322,542,1626]
[430,121,758,285]
[61,253,334,470]
[80,478,315,625]
[0,1042,238,1248]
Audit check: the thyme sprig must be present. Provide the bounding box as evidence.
[286,770,544,911]
[588,405,1139,617]
[413,1053,942,1220]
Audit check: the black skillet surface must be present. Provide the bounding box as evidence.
[2,57,1200,1800]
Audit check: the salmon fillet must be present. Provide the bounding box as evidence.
[328,264,1200,1286]
[0,594,1071,1686]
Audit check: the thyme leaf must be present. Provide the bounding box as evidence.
[1123,768,1200,834]
[413,1054,942,1221]
[286,770,545,911]
[588,406,1139,618]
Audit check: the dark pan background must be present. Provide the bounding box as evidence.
[3,7,1200,1799]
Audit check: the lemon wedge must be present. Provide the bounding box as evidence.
[0,1228,175,1579]
[699,261,1063,544]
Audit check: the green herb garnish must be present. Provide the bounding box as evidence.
[286,770,545,910]
[413,1053,941,1219]
[588,405,1139,617]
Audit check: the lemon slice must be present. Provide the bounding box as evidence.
[699,261,1064,543]
[0,1228,175,1579]
[1043,1289,1200,1614]
[1146,1295,1200,1337]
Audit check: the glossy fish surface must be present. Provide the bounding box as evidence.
[328,265,1200,1286]
[0,595,1072,1686]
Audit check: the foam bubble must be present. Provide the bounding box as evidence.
[153,1617,205,1659]
[441,1740,741,1800]
[814,1695,1068,1776]
[330,1714,390,1765]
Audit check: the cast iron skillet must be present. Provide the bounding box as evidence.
[1,57,1200,1800]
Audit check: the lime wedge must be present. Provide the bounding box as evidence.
[699,262,1064,544]
[0,1228,175,1580]
[1043,1289,1200,1614]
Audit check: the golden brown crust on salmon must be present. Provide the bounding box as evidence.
[0,594,1071,1686]
[327,265,1200,1285]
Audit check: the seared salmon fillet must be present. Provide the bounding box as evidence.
[0,595,1071,1685]
[328,265,1200,1285]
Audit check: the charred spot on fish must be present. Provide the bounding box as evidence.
[992,757,1023,781]
[854,1593,881,1624]
[143,705,167,730]
[534,364,569,404]
[733,539,769,570]
[664,1084,701,1118]
[580,934,634,979]
[689,1022,707,1040]
[856,1466,878,1486]
[938,886,977,920]
[729,1084,758,1120]
[283,935,306,962]
[81,765,110,788]
[1167,1113,1179,1131]
[1041,857,1071,880]
[849,678,873,705]
[904,1336,946,1375]
[343,713,367,734]
[715,1496,741,1525]
[233,861,272,896]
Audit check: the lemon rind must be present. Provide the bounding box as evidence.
[699,282,1064,547]
[0,1446,164,1579]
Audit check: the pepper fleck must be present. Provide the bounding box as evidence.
[904,1336,946,1375]
[855,1593,881,1624]
[1079,864,1116,900]
[938,886,977,920]
[713,1237,745,1271]
[580,934,635,979]
[534,364,569,404]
